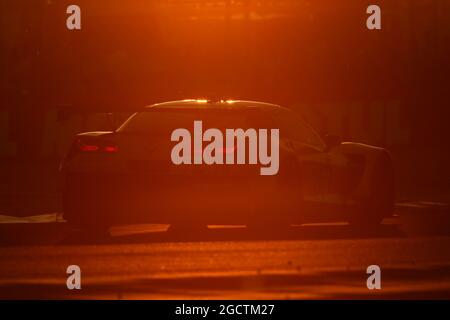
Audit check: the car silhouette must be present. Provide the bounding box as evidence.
[61,99,394,233]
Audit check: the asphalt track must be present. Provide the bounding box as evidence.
[0,202,449,299]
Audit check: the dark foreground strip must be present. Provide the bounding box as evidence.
[0,300,447,319]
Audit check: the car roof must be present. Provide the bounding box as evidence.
[144,99,286,111]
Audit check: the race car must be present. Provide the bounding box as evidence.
[61,99,394,232]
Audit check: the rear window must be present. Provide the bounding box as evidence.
[117,108,274,136]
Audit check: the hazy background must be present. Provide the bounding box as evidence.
[0,0,449,214]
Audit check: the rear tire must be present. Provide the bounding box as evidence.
[349,152,395,228]
[63,176,113,234]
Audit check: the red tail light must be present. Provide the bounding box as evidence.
[76,139,118,153]
[78,143,99,152]
[103,145,119,153]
